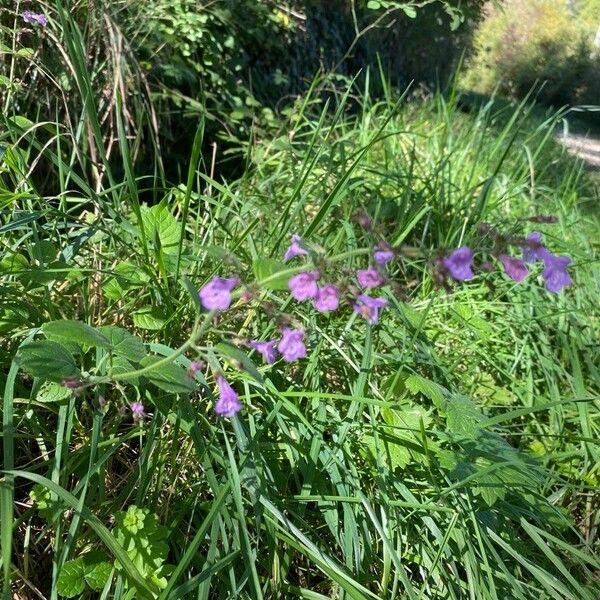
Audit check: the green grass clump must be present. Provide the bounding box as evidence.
[1,11,600,600]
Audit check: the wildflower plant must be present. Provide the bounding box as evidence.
[12,216,573,423]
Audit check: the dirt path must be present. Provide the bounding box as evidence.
[558,133,600,168]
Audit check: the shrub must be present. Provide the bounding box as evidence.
[463,0,600,107]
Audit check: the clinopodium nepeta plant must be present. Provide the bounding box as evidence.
[15,212,572,420]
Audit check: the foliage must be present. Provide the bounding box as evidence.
[463,0,600,107]
[1,2,600,600]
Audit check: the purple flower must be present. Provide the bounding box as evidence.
[187,360,205,375]
[131,401,145,421]
[357,212,373,230]
[353,294,388,325]
[199,276,238,311]
[284,234,308,261]
[278,328,306,362]
[62,378,80,389]
[249,339,278,364]
[357,266,384,289]
[215,376,242,417]
[521,232,548,263]
[541,254,572,293]
[374,249,394,266]
[443,247,474,281]
[499,254,529,283]
[288,271,320,301]
[314,284,340,312]
[22,10,47,26]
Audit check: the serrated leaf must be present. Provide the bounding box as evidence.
[43,320,111,349]
[82,551,112,591]
[215,342,263,383]
[15,340,80,381]
[133,307,167,330]
[97,325,146,362]
[445,394,484,437]
[37,381,71,403]
[363,433,411,470]
[405,374,446,407]
[140,201,180,251]
[57,558,86,598]
[140,356,195,393]
[253,257,290,290]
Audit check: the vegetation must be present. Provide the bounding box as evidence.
[1,2,599,599]
[463,0,600,109]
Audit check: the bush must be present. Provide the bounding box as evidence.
[463,0,600,107]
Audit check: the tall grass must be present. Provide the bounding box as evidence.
[1,6,600,600]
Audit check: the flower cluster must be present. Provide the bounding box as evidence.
[440,228,572,294]
[192,217,572,420]
[196,231,395,418]
[22,11,47,26]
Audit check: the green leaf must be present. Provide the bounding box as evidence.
[16,47,34,58]
[15,340,80,381]
[114,506,169,586]
[405,374,446,408]
[36,381,71,403]
[140,201,180,251]
[8,471,155,598]
[402,5,417,18]
[444,394,484,437]
[82,551,112,591]
[367,0,381,8]
[253,257,290,290]
[97,325,146,362]
[140,356,195,394]
[43,320,112,349]
[57,558,86,598]
[108,355,139,384]
[102,261,150,300]
[181,275,202,312]
[133,307,167,330]
[215,342,263,383]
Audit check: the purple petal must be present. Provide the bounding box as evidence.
[374,250,394,266]
[278,328,306,362]
[541,254,572,293]
[288,271,319,301]
[356,266,384,289]
[443,247,474,281]
[283,234,308,261]
[199,276,238,311]
[521,232,548,263]
[249,340,278,364]
[353,294,388,325]
[314,284,340,312]
[215,376,242,417]
[499,254,529,283]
